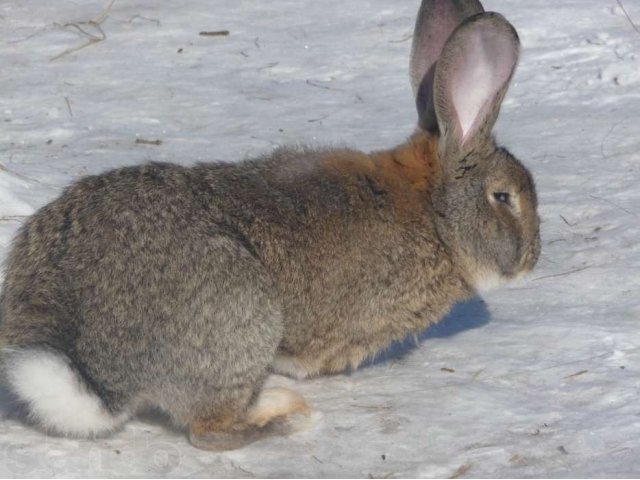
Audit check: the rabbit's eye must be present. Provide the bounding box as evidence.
[493,192,511,205]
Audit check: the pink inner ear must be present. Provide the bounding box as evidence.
[450,30,517,144]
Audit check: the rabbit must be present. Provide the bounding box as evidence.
[0,0,540,451]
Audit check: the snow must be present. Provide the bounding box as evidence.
[1,0,640,476]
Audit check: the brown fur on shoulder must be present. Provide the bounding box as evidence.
[371,132,440,192]
[322,133,440,215]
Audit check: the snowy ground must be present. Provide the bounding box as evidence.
[1,0,640,477]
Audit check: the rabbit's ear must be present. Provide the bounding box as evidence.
[433,12,520,159]
[410,0,484,133]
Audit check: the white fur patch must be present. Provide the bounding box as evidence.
[3,348,128,437]
[472,268,508,293]
[271,354,311,379]
[247,387,311,427]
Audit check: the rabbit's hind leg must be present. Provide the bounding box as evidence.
[188,386,311,451]
[246,387,311,427]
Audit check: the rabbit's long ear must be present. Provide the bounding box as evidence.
[410,0,484,133]
[434,13,520,159]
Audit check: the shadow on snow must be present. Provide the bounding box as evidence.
[359,296,490,370]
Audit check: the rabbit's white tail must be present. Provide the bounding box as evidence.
[2,347,127,437]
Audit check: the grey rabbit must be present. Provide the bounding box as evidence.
[0,0,540,451]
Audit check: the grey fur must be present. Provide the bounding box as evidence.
[0,0,540,448]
